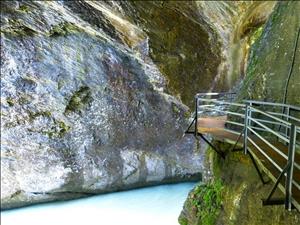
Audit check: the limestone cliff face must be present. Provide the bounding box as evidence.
[238,1,300,106]
[0,1,202,209]
[116,1,275,107]
[0,1,274,209]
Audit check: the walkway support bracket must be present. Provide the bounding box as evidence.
[197,133,225,159]
[262,164,289,206]
[248,150,270,185]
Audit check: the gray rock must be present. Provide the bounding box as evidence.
[1,1,202,209]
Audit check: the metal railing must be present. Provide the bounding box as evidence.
[244,101,299,211]
[187,92,300,211]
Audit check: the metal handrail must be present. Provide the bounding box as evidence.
[247,126,288,160]
[194,93,300,211]
[245,100,300,112]
[267,112,300,123]
[196,92,236,97]
[247,137,284,172]
[197,98,245,107]
[249,106,292,126]
[248,117,290,143]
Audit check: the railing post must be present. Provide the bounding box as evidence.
[285,124,296,211]
[249,102,253,129]
[243,103,249,154]
[285,106,290,138]
[194,95,198,137]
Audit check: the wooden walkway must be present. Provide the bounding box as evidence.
[197,117,300,211]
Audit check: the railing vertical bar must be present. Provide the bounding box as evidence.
[285,106,290,139]
[249,102,253,129]
[195,96,198,137]
[244,104,249,154]
[285,124,296,211]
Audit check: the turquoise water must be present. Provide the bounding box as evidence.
[1,182,196,225]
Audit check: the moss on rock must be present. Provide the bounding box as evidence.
[48,22,84,37]
[179,179,223,225]
[65,86,92,114]
[179,142,300,225]
[1,19,37,36]
[6,97,15,107]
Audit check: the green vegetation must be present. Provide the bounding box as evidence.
[57,121,71,136]
[65,86,92,114]
[194,180,223,225]
[178,216,188,225]
[27,111,70,138]
[236,23,264,101]
[249,26,263,45]
[180,137,300,224]
[18,5,30,13]
[38,119,70,138]
[49,22,83,37]
[28,111,52,121]
[179,179,223,225]
[172,103,181,115]
[6,97,15,107]
[1,19,37,36]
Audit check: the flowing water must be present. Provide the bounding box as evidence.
[1,182,196,225]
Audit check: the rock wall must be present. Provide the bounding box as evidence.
[0,1,203,209]
[238,1,300,106]
[117,1,275,107]
[0,1,274,209]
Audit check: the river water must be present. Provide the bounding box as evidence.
[1,182,196,225]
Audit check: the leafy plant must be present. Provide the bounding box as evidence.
[188,179,223,225]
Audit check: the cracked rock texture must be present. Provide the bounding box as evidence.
[1,1,274,209]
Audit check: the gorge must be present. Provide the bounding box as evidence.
[1,1,300,225]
